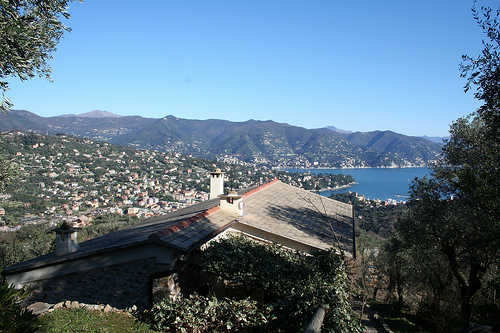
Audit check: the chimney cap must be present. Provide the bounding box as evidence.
[221,190,242,199]
[211,168,223,175]
[50,221,81,234]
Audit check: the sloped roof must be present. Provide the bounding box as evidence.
[239,180,353,251]
[4,180,353,275]
[4,199,225,274]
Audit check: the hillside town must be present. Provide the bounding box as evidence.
[0,131,354,231]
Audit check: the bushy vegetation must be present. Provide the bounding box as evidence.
[330,192,407,237]
[0,277,37,333]
[343,191,499,331]
[146,295,272,332]
[4,234,361,332]
[0,155,16,193]
[0,224,55,267]
[146,236,361,332]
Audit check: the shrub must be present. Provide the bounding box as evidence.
[152,236,361,332]
[0,278,37,333]
[200,236,361,332]
[144,294,272,332]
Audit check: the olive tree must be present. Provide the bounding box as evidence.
[461,4,500,136]
[0,0,73,112]
[396,4,500,329]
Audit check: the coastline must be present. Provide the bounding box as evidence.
[290,167,430,202]
[277,166,429,171]
[313,181,357,193]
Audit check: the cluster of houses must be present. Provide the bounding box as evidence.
[0,132,225,226]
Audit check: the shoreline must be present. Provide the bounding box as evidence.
[313,181,357,193]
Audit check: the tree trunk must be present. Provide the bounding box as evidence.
[396,276,404,310]
[372,286,379,300]
[384,275,394,303]
[443,247,484,331]
[431,287,441,313]
[460,286,473,330]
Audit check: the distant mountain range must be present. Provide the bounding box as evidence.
[420,135,448,144]
[60,110,122,118]
[326,126,447,144]
[325,126,352,134]
[0,110,442,168]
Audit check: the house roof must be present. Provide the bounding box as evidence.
[239,179,353,251]
[4,180,354,275]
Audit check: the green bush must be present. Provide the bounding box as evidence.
[150,236,361,332]
[201,236,361,332]
[0,279,37,333]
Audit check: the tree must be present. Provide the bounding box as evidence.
[397,172,487,328]
[0,0,72,112]
[397,95,499,330]
[396,109,499,329]
[460,4,500,137]
[395,4,500,329]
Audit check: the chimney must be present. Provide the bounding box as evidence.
[52,222,80,256]
[219,190,244,216]
[209,168,224,199]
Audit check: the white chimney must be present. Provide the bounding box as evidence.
[219,190,244,216]
[53,222,80,256]
[210,168,224,199]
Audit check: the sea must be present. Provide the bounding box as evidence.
[285,167,431,202]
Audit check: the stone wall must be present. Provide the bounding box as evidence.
[25,258,168,310]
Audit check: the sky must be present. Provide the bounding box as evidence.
[6,0,493,137]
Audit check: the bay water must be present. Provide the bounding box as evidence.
[286,167,431,202]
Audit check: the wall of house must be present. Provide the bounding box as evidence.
[7,244,179,310]
[25,258,163,309]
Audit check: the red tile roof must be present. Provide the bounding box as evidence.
[153,206,221,238]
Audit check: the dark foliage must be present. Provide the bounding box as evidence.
[0,276,38,333]
[330,192,407,238]
[159,236,362,333]
[146,295,273,333]
[461,4,500,137]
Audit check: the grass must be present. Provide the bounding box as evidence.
[37,308,156,333]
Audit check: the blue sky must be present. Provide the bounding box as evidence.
[6,0,491,136]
